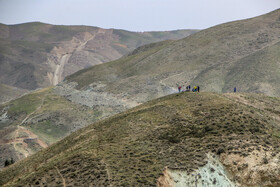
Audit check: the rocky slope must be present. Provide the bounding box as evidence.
[0,92,280,186]
[0,22,198,91]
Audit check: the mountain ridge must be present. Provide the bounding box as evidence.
[0,22,198,92]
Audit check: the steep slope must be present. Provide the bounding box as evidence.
[0,22,198,90]
[0,92,280,186]
[65,9,280,100]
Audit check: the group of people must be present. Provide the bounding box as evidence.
[177,85,200,93]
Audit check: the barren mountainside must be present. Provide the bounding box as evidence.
[0,22,198,91]
[1,92,280,186]
[66,9,280,99]
[1,10,280,169]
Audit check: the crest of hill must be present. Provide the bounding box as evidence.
[0,92,280,186]
[0,22,198,91]
[66,9,280,98]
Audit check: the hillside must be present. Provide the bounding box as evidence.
[0,22,198,91]
[1,92,280,186]
[0,84,27,104]
[1,9,279,167]
[64,8,280,101]
[0,87,102,168]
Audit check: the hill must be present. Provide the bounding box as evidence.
[1,9,280,167]
[0,92,280,186]
[0,84,27,104]
[0,87,105,168]
[64,8,280,100]
[0,22,198,91]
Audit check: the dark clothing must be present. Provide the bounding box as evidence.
[197,86,200,92]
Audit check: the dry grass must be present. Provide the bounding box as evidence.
[1,92,280,186]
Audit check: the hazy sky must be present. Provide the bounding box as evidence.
[0,0,279,31]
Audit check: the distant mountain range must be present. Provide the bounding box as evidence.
[0,22,198,92]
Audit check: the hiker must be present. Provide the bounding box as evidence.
[197,86,200,92]
[178,86,182,92]
[234,87,236,93]
[193,86,197,92]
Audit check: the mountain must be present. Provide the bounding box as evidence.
[0,9,280,168]
[1,92,280,186]
[0,22,198,91]
[64,9,280,100]
[51,8,280,132]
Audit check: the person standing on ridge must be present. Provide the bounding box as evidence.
[198,86,200,92]
[178,86,182,92]
[234,87,236,93]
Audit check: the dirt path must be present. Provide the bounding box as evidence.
[55,166,66,187]
[20,94,46,126]
[76,34,95,51]
[53,54,71,85]
[7,93,49,157]
[18,126,48,148]
[49,32,97,86]
[101,159,113,187]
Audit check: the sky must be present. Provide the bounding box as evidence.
[0,0,279,32]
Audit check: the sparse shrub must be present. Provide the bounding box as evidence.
[204,125,213,132]
[4,158,14,167]
[263,157,268,164]
[217,148,225,155]
[4,160,10,167]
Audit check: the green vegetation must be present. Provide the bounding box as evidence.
[27,120,69,144]
[7,89,48,116]
[4,158,14,167]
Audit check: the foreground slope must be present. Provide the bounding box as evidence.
[0,22,197,91]
[1,92,280,186]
